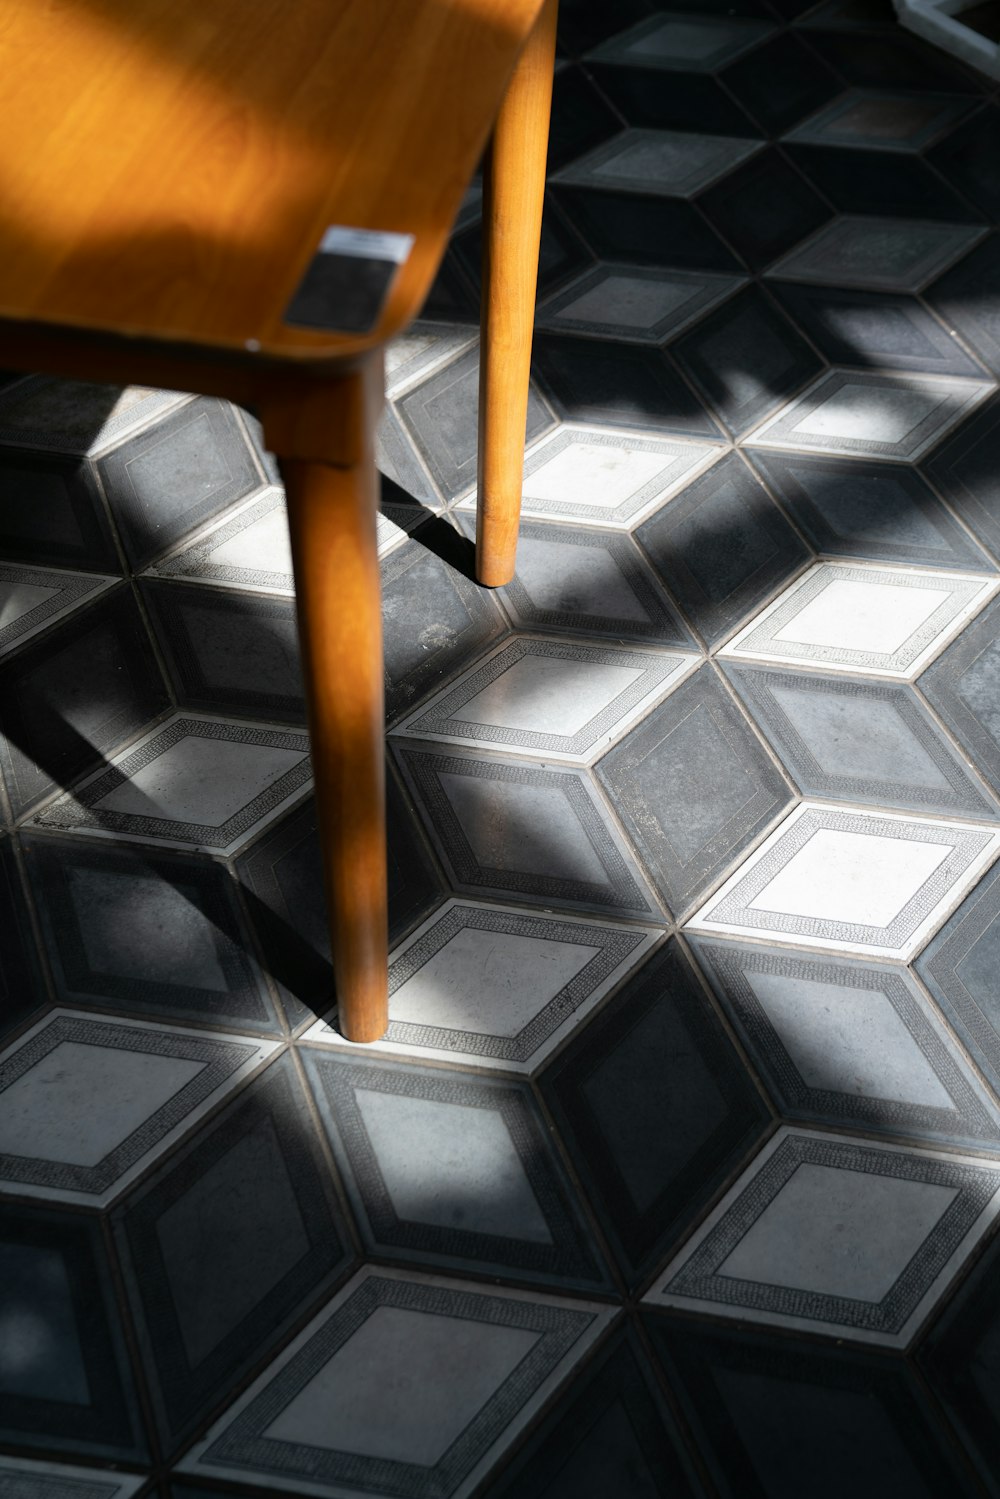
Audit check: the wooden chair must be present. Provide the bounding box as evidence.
[0,0,558,1041]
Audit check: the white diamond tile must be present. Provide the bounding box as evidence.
[0,563,117,656]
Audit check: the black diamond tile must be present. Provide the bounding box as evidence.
[0,1204,146,1461]
[21,833,280,1032]
[452,194,595,303]
[375,404,442,512]
[381,538,508,723]
[548,65,625,170]
[698,148,833,272]
[0,380,181,456]
[795,0,899,26]
[303,1050,610,1289]
[922,392,1000,557]
[928,104,1000,223]
[97,399,262,570]
[235,770,443,1027]
[552,186,743,270]
[770,282,986,377]
[539,940,770,1285]
[481,1327,704,1498]
[649,1316,982,1499]
[396,347,554,501]
[918,860,1000,1096]
[0,836,47,1039]
[747,449,995,570]
[805,28,983,93]
[393,741,661,918]
[531,335,721,439]
[556,0,653,58]
[925,232,1000,377]
[114,1053,353,1450]
[140,579,305,725]
[783,143,981,220]
[919,594,1000,797]
[0,450,119,571]
[721,32,841,135]
[0,588,169,819]
[588,62,760,137]
[784,88,977,152]
[723,664,997,816]
[635,453,810,647]
[670,287,822,437]
[595,664,793,916]
[419,245,480,324]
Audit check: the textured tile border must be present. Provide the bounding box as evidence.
[0,1456,146,1499]
[534,264,746,344]
[765,217,988,293]
[149,488,292,594]
[551,128,764,200]
[0,565,117,657]
[917,860,1000,1095]
[585,12,775,71]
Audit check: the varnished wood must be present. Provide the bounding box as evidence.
[262,359,389,1043]
[476,0,558,588]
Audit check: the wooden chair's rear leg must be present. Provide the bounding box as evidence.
[476,0,558,588]
[275,376,388,1044]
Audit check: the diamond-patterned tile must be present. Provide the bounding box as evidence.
[686,801,1000,960]
[0,1204,146,1460]
[585,55,757,139]
[115,1053,353,1449]
[698,148,833,273]
[553,185,741,272]
[635,453,811,647]
[766,216,987,292]
[927,103,1000,224]
[720,31,841,136]
[722,664,998,816]
[596,665,793,917]
[0,836,46,1038]
[645,1127,1000,1347]
[33,713,312,856]
[535,264,745,344]
[552,129,763,199]
[0,1458,146,1499]
[0,379,184,456]
[923,392,1000,558]
[783,89,975,151]
[178,1266,616,1499]
[148,487,295,593]
[918,861,1000,1097]
[585,13,774,72]
[539,940,770,1286]
[749,449,995,570]
[690,940,1000,1148]
[302,1050,610,1288]
[392,637,698,764]
[384,321,477,400]
[0,563,116,659]
[720,561,998,678]
[531,338,722,440]
[303,899,658,1071]
[0,1010,277,1205]
[0,448,119,572]
[21,832,280,1031]
[920,594,1000,797]
[925,231,1000,377]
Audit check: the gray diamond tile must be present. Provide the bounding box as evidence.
[645,1127,1000,1347]
[149,488,295,594]
[722,664,998,817]
[595,665,793,918]
[302,898,659,1070]
[920,594,1000,797]
[766,217,987,292]
[748,369,993,462]
[686,802,1000,961]
[384,322,479,399]
[923,392,1000,558]
[0,563,116,658]
[0,1458,145,1499]
[0,379,186,455]
[32,713,312,856]
[178,1267,616,1499]
[0,1010,277,1206]
[392,636,699,764]
[918,860,1000,1097]
[302,1050,611,1287]
[551,128,764,200]
[535,264,745,344]
[925,231,1000,378]
[783,89,975,152]
[690,941,1000,1148]
[0,448,119,573]
[586,13,774,72]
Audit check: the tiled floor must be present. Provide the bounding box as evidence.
[7,2,1000,1495]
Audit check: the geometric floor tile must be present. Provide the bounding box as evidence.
[22,833,281,1031]
[645,1127,1000,1348]
[535,263,745,344]
[114,1053,354,1449]
[0,563,116,659]
[721,665,998,817]
[0,1011,277,1206]
[458,425,721,530]
[686,802,1000,962]
[697,145,832,272]
[0,448,118,572]
[765,216,987,292]
[690,940,1000,1149]
[651,1318,984,1498]
[917,860,1000,1097]
[719,561,999,679]
[925,230,1000,377]
[0,1203,147,1460]
[0,378,184,456]
[302,899,659,1071]
[0,836,47,1040]
[480,1326,704,1498]
[393,744,662,919]
[923,391,1000,557]
[148,488,295,594]
[747,369,993,462]
[528,336,722,440]
[391,637,699,764]
[32,713,313,856]
[0,1457,146,1499]
[634,452,811,647]
[178,1266,617,1499]
[551,128,763,199]
[586,12,775,72]
[782,89,975,152]
[302,1050,611,1288]
[746,450,996,571]
[919,594,1000,797]
[383,321,478,401]
[595,665,794,919]
[539,940,770,1287]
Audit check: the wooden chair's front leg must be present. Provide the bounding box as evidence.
[476,0,558,588]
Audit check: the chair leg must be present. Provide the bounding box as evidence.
[476,0,558,588]
[277,389,388,1044]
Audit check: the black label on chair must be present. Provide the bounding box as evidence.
[283,225,415,334]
